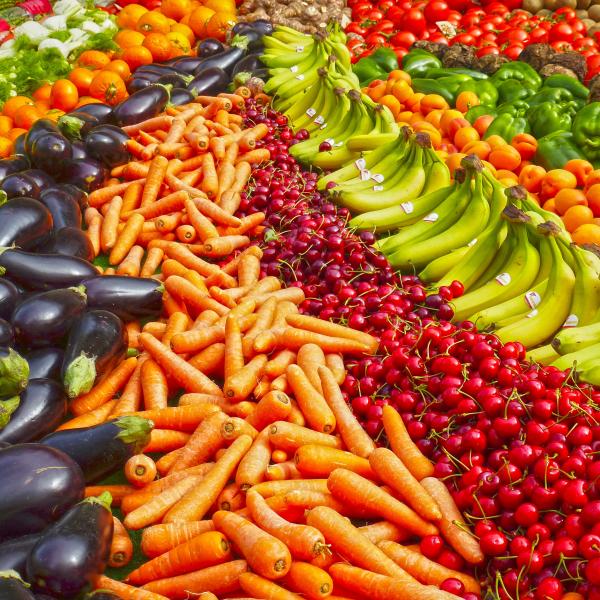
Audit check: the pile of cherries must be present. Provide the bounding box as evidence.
[240,98,600,600]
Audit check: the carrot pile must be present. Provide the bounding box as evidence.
[68,92,485,599]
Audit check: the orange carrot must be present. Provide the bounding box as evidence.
[100,195,124,253]
[369,448,441,522]
[89,180,144,208]
[155,212,183,233]
[249,288,305,308]
[165,435,253,522]
[125,454,157,488]
[266,461,300,481]
[127,321,141,350]
[57,400,117,430]
[237,251,261,288]
[239,572,301,600]
[235,148,270,165]
[224,314,244,388]
[176,224,196,243]
[163,242,236,287]
[70,356,138,415]
[123,115,174,135]
[325,354,345,385]
[245,390,291,430]
[131,405,220,432]
[95,575,169,600]
[169,410,228,472]
[132,190,189,220]
[141,155,169,208]
[139,247,164,279]
[142,321,166,340]
[329,564,459,600]
[85,485,134,506]
[271,449,288,463]
[163,292,188,318]
[378,541,481,593]
[420,477,484,564]
[117,245,145,277]
[242,296,277,357]
[218,189,241,214]
[223,354,267,402]
[265,350,297,379]
[122,180,144,213]
[235,427,270,491]
[217,482,244,511]
[268,421,342,453]
[249,479,329,499]
[257,328,368,355]
[295,445,375,480]
[183,195,219,242]
[200,235,250,258]
[110,356,146,416]
[286,364,335,434]
[318,366,375,459]
[358,522,409,545]
[212,509,291,579]
[141,560,248,599]
[382,406,434,481]
[110,516,133,568]
[297,343,326,393]
[280,490,377,520]
[110,213,145,265]
[188,342,226,376]
[127,530,231,585]
[305,506,415,581]
[141,521,216,558]
[200,152,218,198]
[140,332,223,396]
[162,311,190,348]
[217,161,236,195]
[222,212,265,237]
[87,214,102,257]
[138,463,214,497]
[141,359,168,410]
[221,417,258,442]
[143,430,190,453]
[282,561,333,599]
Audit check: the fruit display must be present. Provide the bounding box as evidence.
[1,0,600,598]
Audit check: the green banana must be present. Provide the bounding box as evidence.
[551,340,600,371]
[418,159,450,196]
[419,246,471,282]
[527,344,560,365]
[552,319,600,355]
[574,356,600,385]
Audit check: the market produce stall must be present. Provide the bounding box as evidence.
[0,1,598,599]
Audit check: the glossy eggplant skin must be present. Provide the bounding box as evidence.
[0,279,21,320]
[0,443,85,541]
[24,119,60,156]
[26,496,113,598]
[39,189,82,231]
[85,125,130,168]
[61,111,100,137]
[0,532,42,576]
[11,287,87,349]
[82,275,163,322]
[197,37,224,57]
[61,310,126,399]
[24,348,64,381]
[171,56,207,74]
[170,88,196,105]
[127,77,155,94]
[59,158,107,192]
[38,228,94,262]
[0,155,29,180]
[111,85,170,126]
[232,52,266,77]
[232,19,273,37]
[0,379,67,444]
[22,169,54,189]
[0,573,37,600]
[0,250,97,291]
[30,133,72,174]
[156,72,191,88]
[85,593,121,600]
[188,67,229,96]
[53,183,88,210]
[41,417,152,483]
[194,47,245,75]
[0,198,53,250]
[1,173,40,199]
[71,140,88,160]
[76,103,113,122]
[0,318,14,346]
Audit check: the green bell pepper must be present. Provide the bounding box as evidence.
[457,79,498,107]
[465,105,497,124]
[491,62,542,91]
[483,113,530,142]
[495,100,530,117]
[535,131,586,170]
[527,102,572,138]
[352,58,388,86]
[527,87,574,107]
[542,74,589,101]
[572,102,600,164]
[411,77,459,104]
[426,67,489,81]
[401,50,441,78]
[369,47,399,74]
[496,79,536,105]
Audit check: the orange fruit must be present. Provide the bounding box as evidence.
[33,84,52,102]
[77,50,111,70]
[7,127,26,141]
[572,223,600,245]
[586,183,600,217]
[170,22,195,45]
[455,91,480,113]
[167,31,192,56]
[117,3,148,29]
[188,6,215,37]
[45,109,65,122]
[114,29,145,49]
[453,126,479,150]
[121,45,154,70]
[553,188,588,215]
[106,59,131,81]
[136,10,171,34]
[89,70,127,106]
[76,96,103,108]
[69,67,95,95]
[50,79,79,112]
[541,168,577,199]
[2,96,33,119]
[142,32,173,61]
[562,204,594,232]
[203,0,235,12]
[0,115,12,136]
[13,105,42,129]
[0,136,12,158]
[161,0,192,20]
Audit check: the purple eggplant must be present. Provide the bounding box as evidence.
[13,135,26,156]
[85,592,121,600]
[0,533,42,576]
[52,183,88,209]
[41,416,153,483]
[59,158,107,192]
[170,88,196,105]
[0,156,29,181]
[0,318,14,346]
[0,379,67,444]
[61,310,126,399]
[75,103,112,122]
[127,76,155,94]
[0,279,21,321]
[24,348,63,381]
[0,443,85,540]
[0,250,97,291]
[84,125,130,168]
[26,494,113,598]
[157,72,193,88]
[35,595,58,600]
[24,120,60,156]
[111,85,170,127]
[197,37,224,57]
[232,19,272,37]
[1,173,40,199]
[188,66,229,96]
[0,571,37,600]
[58,113,99,139]
[11,286,87,348]
[21,169,54,189]
[71,140,88,160]
[0,198,53,250]
[193,37,248,75]
[39,189,82,231]
[232,52,266,77]
[170,56,207,73]
[234,27,264,51]
[0,348,28,398]
[82,275,163,322]
[136,64,183,77]
[37,228,94,262]
[30,133,72,174]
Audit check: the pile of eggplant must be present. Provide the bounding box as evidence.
[127,20,272,98]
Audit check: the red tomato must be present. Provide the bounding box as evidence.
[571,20,586,34]
[391,31,416,47]
[385,6,405,25]
[529,27,548,43]
[551,40,573,52]
[353,1,374,20]
[367,8,384,20]
[377,0,394,11]
[550,22,573,42]
[484,1,510,15]
[503,43,524,59]
[402,8,427,35]
[393,47,409,60]
[477,45,500,56]
[346,23,367,36]
[506,28,529,43]
[429,33,449,44]
[481,32,497,43]
[467,27,483,38]
[366,32,387,46]
[374,20,395,34]
[555,6,576,18]
[452,33,475,45]
[424,0,449,23]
